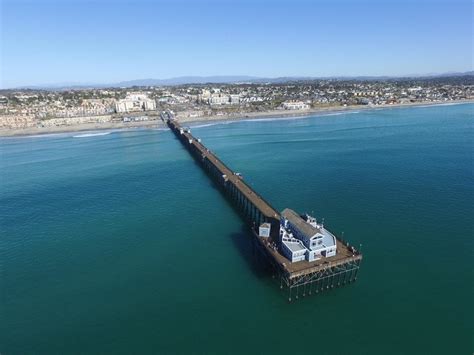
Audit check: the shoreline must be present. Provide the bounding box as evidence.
[0,120,167,138]
[182,99,473,126]
[1,99,472,138]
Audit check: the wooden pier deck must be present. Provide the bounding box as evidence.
[167,119,362,298]
[178,126,279,219]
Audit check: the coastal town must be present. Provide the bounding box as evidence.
[0,75,472,134]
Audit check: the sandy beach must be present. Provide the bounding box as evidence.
[0,99,471,138]
[181,99,473,124]
[0,120,166,138]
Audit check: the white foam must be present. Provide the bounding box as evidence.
[73,132,111,138]
[415,102,466,108]
[190,115,312,129]
[317,111,360,117]
[190,110,363,130]
[189,122,220,129]
[4,132,72,139]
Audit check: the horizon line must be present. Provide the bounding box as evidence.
[2,70,473,90]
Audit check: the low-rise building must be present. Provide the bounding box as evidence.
[229,94,241,104]
[280,208,337,262]
[258,223,271,238]
[281,234,307,262]
[209,94,230,106]
[282,100,310,110]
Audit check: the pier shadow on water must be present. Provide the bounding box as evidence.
[228,225,274,280]
[182,146,279,288]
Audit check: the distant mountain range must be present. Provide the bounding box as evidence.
[10,71,474,90]
[116,76,261,87]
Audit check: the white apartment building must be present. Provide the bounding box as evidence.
[207,94,241,106]
[115,93,156,113]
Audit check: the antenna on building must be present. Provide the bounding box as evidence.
[321,217,325,228]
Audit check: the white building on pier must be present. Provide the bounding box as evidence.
[280,208,337,263]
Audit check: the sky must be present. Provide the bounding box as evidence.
[0,0,472,88]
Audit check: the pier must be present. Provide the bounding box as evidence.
[167,119,362,301]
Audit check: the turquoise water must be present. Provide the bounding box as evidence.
[1,104,472,354]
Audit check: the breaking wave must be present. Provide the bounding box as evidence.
[73,132,111,138]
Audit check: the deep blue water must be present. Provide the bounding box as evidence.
[1,103,472,354]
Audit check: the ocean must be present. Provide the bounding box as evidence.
[1,103,472,354]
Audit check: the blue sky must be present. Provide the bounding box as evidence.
[1,0,472,88]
